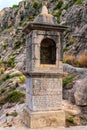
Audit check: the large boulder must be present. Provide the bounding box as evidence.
[74,78,87,106]
[63,64,87,106]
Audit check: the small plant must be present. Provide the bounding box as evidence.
[63,76,74,87]
[66,37,77,47]
[12,4,19,9]
[13,41,22,49]
[0,88,6,94]
[53,9,62,22]
[68,117,74,123]
[6,91,25,103]
[6,111,18,117]
[75,0,84,4]
[19,75,26,84]
[33,1,40,9]
[2,42,8,49]
[63,48,69,52]
[54,0,63,10]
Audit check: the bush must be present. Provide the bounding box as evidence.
[75,0,84,4]
[63,76,74,86]
[53,9,62,22]
[6,112,18,117]
[12,4,19,9]
[68,117,74,123]
[33,2,40,9]
[13,41,22,49]
[66,37,77,47]
[54,0,63,10]
[2,42,8,49]
[6,91,25,103]
[19,75,26,84]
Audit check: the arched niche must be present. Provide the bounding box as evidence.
[40,38,56,64]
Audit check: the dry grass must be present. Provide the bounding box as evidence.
[77,53,87,67]
[63,54,76,66]
[63,53,87,68]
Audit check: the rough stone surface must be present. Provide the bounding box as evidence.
[23,108,65,129]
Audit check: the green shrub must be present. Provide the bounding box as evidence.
[75,0,84,4]
[13,41,22,49]
[19,75,26,84]
[63,48,69,52]
[0,70,4,75]
[2,43,8,49]
[0,88,6,94]
[33,1,40,9]
[66,37,77,47]
[53,9,62,22]
[63,76,74,86]
[6,112,18,117]
[7,57,15,68]
[68,117,74,123]
[6,91,25,103]
[54,0,63,10]
[12,4,19,9]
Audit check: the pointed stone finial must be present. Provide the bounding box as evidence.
[41,1,48,14]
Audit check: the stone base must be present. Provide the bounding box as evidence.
[23,107,65,129]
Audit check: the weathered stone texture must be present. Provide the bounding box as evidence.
[26,77,62,111]
[23,108,65,129]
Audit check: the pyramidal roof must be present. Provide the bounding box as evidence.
[33,2,58,25]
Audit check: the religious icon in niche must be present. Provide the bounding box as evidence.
[40,38,56,64]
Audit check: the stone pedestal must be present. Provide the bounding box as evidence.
[23,107,65,129]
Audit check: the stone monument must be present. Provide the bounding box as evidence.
[23,2,67,129]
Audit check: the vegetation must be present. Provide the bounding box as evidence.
[19,75,26,84]
[75,0,84,4]
[2,42,8,49]
[68,117,74,123]
[12,4,19,9]
[6,112,18,117]
[63,76,74,87]
[66,37,77,47]
[6,91,25,103]
[33,1,40,9]
[63,53,87,68]
[54,0,63,10]
[0,73,21,83]
[13,41,22,49]
[53,9,62,22]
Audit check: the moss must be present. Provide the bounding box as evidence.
[6,91,25,103]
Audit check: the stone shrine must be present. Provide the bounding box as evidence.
[23,2,67,129]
